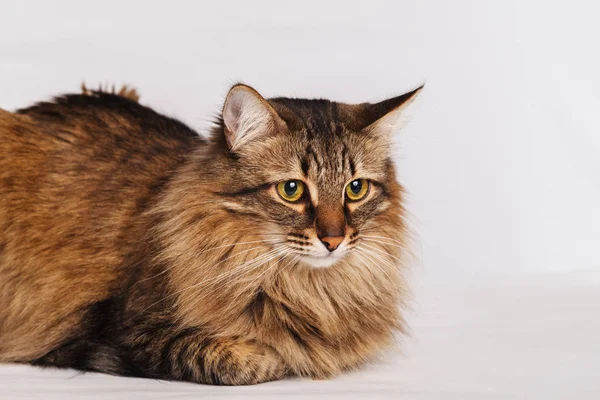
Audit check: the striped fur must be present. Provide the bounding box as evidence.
[0,83,421,385]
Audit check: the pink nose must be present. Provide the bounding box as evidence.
[319,236,344,252]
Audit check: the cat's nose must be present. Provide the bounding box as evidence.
[319,236,344,252]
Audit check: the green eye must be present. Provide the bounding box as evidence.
[277,180,305,202]
[345,179,369,201]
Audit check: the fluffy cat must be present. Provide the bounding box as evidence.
[0,83,421,385]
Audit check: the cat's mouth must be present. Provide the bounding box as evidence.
[300,253,344,269]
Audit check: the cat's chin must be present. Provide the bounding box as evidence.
[300,254,344,269]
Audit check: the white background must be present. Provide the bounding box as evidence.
[2,1,599,278]
[2,2,600,399]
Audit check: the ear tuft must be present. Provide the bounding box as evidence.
[222,84,279,151]
[358,84,424,136]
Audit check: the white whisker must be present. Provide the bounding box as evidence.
[359,242,405,266]
[137,239,280,283]
[129,246,284,322]
[273,254,300,281]
[356,246,400,273]
[361,235,406,247]
[200,247,287,297]
[172,247,288,323]
[221,251,298,314]
[354,248,398,287]
[180,248,289,319]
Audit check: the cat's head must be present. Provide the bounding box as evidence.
[209,84,421,268]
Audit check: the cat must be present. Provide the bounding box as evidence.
[0,82,422,385]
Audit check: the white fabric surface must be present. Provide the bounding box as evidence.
[2,271,598,399]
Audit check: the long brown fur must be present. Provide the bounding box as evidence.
[0,83,421,385]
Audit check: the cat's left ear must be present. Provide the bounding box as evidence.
[222,84,284,151]
[350,85,424,136]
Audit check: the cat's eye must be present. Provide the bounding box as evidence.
[345,179,369,201]
[276,180,305,202]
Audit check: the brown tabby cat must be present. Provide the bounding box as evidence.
[0,83,421,385]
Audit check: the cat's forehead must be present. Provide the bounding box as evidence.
[251,102,391,186]
[268,97,349,135]
[234,97,393,188]
[299,133,389,187]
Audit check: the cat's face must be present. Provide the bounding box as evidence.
[216,85,421,268]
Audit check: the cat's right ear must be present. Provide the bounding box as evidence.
[342,85,424,137]
[222,84,283,151]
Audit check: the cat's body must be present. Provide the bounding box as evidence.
[0,84,420,385]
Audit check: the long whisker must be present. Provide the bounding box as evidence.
[354,249,398,287]
[190,244,281,280]
[137,239,280,283]
[359,242,405,266]
[198,247,287,297]
[272,254,300,281]
[352,250,379,279]
[169,247,288,324]
[356,246,401,273]
[361,238,406,252]
[183,247,288,314]
[129,246,284,322]
[188,247,286,296]
[221,251,297,314]
[361,235,406,247]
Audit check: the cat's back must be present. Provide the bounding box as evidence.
[0,92,202,361]
[1,92,202,183]
[0,92,202,239]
